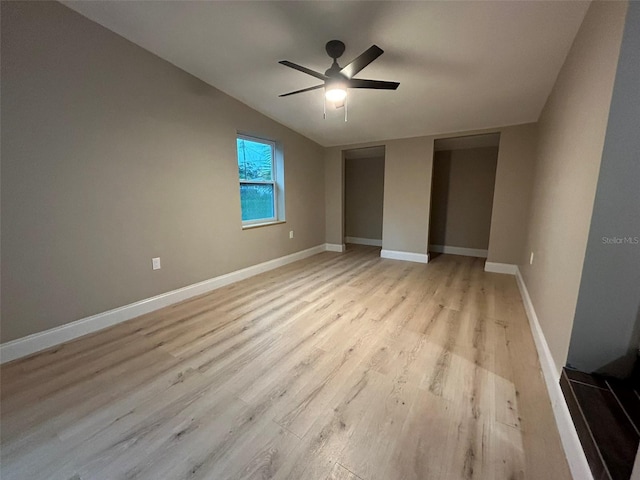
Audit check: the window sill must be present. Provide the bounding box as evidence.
[242,220,286,230]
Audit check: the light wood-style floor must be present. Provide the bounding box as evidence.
[0,246,571,480]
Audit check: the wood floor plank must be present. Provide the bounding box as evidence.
[337,348,421,479]
[272,334,376,438]
[328,463,364,480]
[0,247,572,480]
[219,422,302,480]
[381,388,457,480]
[271,366,389,480]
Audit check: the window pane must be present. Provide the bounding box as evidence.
[237,138,273,181]
[240,183,274,221]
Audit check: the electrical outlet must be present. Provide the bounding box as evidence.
[152,257,161,270]
[529,252,534,265]
[289,230,294,239]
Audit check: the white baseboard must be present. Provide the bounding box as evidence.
[380,249,429,264]
[631,446,640,480]
[325,243,346,253]
[484,261,518,275]
[345,236,382,247]
[515,268,593,480]
[0,244,330,364]
[429,244,488,258]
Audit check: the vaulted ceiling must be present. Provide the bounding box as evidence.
[64,1,590,147]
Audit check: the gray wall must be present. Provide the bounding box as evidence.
[568,0,640,377]
[344,157,384,241]
[429,147,498,251]
[519,0,628,376]
[1,2,325,343]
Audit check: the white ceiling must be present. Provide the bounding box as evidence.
[64,1,590,147]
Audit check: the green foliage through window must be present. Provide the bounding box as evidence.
[240,184,274,221]
[237,136,277,223]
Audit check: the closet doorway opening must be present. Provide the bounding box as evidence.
[343,146,385,251]
[429,134,500,259]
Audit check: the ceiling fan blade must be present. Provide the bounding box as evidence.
[279,61,327,81]
[339,45,384,79]
[279,84,324,97]
[348,79,400,90]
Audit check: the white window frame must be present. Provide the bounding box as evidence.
[237,134,282,227]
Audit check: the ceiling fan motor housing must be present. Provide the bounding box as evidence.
[325,40,345,60]
[325,40,346,76]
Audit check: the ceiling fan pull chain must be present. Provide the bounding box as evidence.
[345,96,348,122]
[323,95,327,120]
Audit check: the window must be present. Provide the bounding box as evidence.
[237,134,283,226]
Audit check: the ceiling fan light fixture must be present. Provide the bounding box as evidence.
[325,85,347,103]
[279,40,399,121]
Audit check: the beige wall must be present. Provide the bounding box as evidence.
[1,2,325,342]
[327,126,538,262]
[325,126,540,262]
[325,137,433,256]
[429,147,498,251]
[519,0,628,375]
[5,0,625,360]
[324,147,344,246]
[487,124,538,264]
[345,157,385,241]
[382,138,434,254]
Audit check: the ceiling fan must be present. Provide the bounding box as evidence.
[279,40,399,110]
